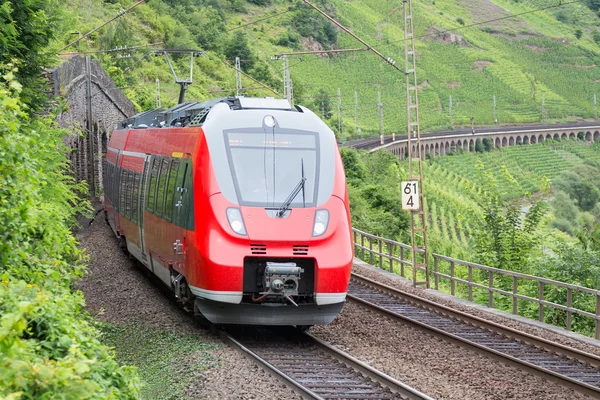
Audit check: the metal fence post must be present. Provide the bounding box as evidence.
[468,265,473,302]
[595,294,600,340]
[539,282,545,322]
[361,234,365,260]
[434,257,439,290]
[450,261,455,296]
[567,288,572,331]
[400,246,405,277]
[379,240,383,269]
[369,236,374,264]
[512,276,518,315]
[388,242,393,272]
[488,271,494,308]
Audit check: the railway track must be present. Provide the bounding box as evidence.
[219,326,433,400]
[348,273,600,398]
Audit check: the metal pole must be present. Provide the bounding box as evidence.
[542,93,545,123]
[235,56,242,96]
[156,78,161,108]
[337,88,343,140]
[85,56,96,198]
[449,95,453,128]
[283,55,293,105]
[354,91,360,136]
[378,92,384,145]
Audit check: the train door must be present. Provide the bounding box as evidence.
[112,150,122,231]
[138,154,151,263]
[173,158,193,270]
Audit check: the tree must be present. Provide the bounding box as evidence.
[575,29,583,40]
[472,162,547,271]
[553,170,600,211]
[483,138,494,152]
[224,31,254,71]
[0,0,61,111]
[475,139,485,153]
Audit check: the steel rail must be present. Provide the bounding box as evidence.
[219,327,433,400]
[218,329,325,400]
[349,273,600,398]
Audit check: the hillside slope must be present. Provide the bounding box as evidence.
[53,0,600,137]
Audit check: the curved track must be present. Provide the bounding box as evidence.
[348,273,600,398]
[219,326,433,400]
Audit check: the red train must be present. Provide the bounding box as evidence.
[103,97,353,326]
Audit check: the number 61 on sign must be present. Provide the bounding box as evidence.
[401,181,420,210]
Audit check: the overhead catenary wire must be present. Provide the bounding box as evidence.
[301,0,402,72]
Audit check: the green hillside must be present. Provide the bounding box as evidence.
[53,0,600,138]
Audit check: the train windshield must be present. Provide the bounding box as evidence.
[225,131,319,208]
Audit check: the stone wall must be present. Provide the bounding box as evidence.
[49,55,135,196]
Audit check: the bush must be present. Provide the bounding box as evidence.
[575,29,583,39]
[0,71,140,398]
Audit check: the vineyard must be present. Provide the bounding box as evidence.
[412,140,600,261]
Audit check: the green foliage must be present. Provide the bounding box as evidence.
[575,29,583,39]
[593,30,600,45]
[0,0,61,111]
[291,4,338,48]
[471,161,547,271]
[225,31,254,71]
[456,17,464,26]
[552,170,600,211]
[0,72,139,398]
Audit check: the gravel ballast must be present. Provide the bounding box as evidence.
[77,213,302,400]
[352,260,600,357]
[78,212,597,399]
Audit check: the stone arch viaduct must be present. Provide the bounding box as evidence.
[371,124,600,159]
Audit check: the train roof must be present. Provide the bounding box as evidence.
[117,97,300,130]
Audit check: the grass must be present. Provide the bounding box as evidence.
[100,323,219,400]
[57,0,600,137]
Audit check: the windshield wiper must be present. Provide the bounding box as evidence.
[276,159,306,218]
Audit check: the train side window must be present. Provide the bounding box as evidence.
[164,158,180,222]
[184,159,194,231]
[127,170,135,220]
[131,172,140,224]
[119,168,127,215]
[173,160,186,228]
[147,157,160,213]
[140,157,150,229]
[156,157,170,217]
[115,164,121,212]
[174,159,194,231]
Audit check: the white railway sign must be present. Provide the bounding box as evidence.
[401,181,420,210]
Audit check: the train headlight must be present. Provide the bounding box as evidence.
[312,210,329,237]
[226,207,247,236]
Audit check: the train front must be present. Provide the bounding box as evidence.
[193,98,353,326]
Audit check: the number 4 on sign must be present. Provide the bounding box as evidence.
[401,181,420,210]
